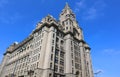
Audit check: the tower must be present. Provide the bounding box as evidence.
[60,3,75,33]
[60,3,84,40]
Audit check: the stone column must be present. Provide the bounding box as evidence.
[86,49,94,77]
[39,26,49,69]
[79,42,86,77]
[64,34,75,77]
[0,53,10,77]
[42,26,54,77]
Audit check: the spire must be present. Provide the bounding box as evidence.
[65,2,70,10]
[60,3,76,22]
[61,2,74,15]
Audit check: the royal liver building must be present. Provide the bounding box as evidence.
[0,3,94,77]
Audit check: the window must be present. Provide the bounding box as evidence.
[59,67,64,73]
[71,47,73,52]
[66,21,68,25]
[72,68,74,73]
[55,50,59,56]
[71,41,72,45]
[70,21,71,25]
[56,37,59,42]
[30,44,33,49]
[60,59,64,65]
[71,53,73,58]
[55,65,58,72]
[57,31,59,36]
[49,73,52,77]
[54,74,57,77]
[62,22,64,26]
[41,39,43,44]
[60,51,64,57]
[55,57,58,64]
[50,63,52,69]
[60,46,64,51]
[61,40,64,45]
[52,46,54,52]
[38,54,40,59]
[75,63,79,69]
[52,40,54,45]
[40,46,41,50]
[53,33,55,38]
[51,54,53,61]
[72,60,74,66]
[66,27,68,30]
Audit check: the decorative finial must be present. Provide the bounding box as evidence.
[66,2,68,5]
[65,2,69,9]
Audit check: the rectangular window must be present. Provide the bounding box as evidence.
[66,27,68,30]
[66,21,68,25]
[55,65,58,72]
[59,67,64,73]
[62,21,64,26]
[52,40,54,45]
[71,53,73,58]
[72,60,74,66]
[60,51,64,57]
[50,63,52,69]
[54,74,57,77]
[49,73,52,77]
[52,46,54,52]
[53,33,55,38]
[60,59,64,65]
[72,68,74,73]
[51,54,53,61]
[55,50,59,56]
[55,57,58,64]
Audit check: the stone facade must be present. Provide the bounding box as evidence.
[0,3,94,77]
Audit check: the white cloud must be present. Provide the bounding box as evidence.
[74,0,86,13]
[83,7,97,20]
[0,0,8,9]
[0,0,22,24]
[76,0,86,8]
[103,49,120,55]
[74,0,106,20]
[0,13,22,24]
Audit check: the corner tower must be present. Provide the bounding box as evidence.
[60,3,75,33]
[59,3,84,40]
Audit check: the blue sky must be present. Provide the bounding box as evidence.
[0,0,120,77]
